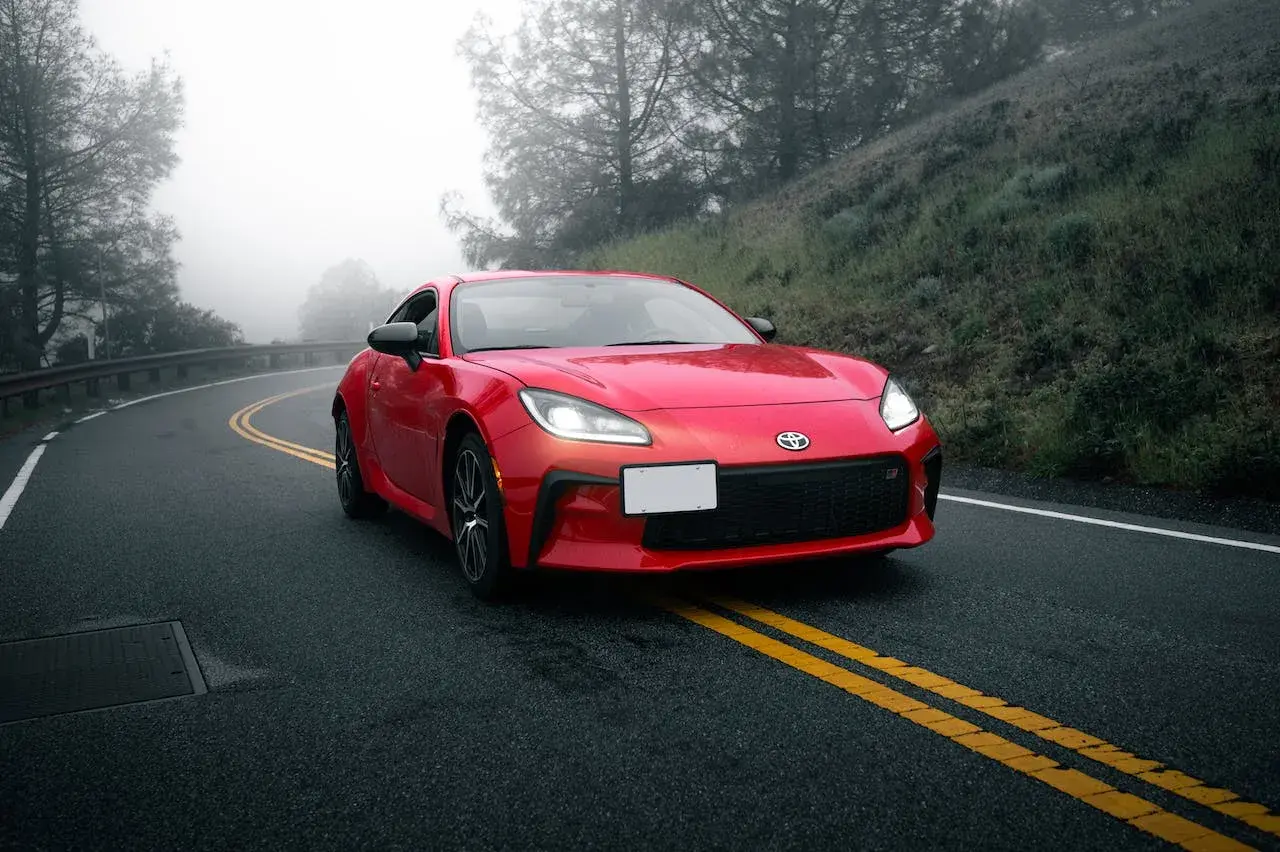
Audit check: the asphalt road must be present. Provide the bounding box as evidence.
[1,367,1278,852]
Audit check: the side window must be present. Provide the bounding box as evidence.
[417,308,439,356]
[387,301,411,324]
[401,291,439,356]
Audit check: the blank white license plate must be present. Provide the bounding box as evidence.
[620,463,718,516]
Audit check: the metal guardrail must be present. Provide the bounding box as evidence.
[0,341,365,417]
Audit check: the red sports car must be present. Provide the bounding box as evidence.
[333,270,942,597]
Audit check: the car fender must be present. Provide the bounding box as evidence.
[334,348,378,461]
[432,361,533,489]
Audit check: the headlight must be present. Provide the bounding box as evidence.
[518,388,652,445]
[879,377,920,431]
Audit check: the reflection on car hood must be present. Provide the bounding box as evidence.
[464,343,888,410]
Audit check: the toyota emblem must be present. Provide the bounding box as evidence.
[776,431,810,451]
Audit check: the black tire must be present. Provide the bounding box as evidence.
[450,432,512,599]
[335,410,387,519]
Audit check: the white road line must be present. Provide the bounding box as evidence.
[939,493,1280,555]
[107,364,344,411]
[64,365,345,423]
[1,364,346,534]
[0,444,46,531]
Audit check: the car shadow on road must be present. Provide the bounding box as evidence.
[516,554,929,623]
[372,510,927,620]
[676,554,929,607]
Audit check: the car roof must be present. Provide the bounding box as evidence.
[450,269,678,284]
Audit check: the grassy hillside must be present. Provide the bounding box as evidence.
[586,0,1280,499]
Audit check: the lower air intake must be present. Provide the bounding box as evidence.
[642,455,911,550]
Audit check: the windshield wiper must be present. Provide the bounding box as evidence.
[605,339,696,346]
[465,345,553,353]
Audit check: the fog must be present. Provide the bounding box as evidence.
[79,0,522,343]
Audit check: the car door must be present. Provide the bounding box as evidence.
[367,290,447,504]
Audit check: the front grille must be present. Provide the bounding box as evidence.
[642,455,911,550]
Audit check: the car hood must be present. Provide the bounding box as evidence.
[464,343,889,411]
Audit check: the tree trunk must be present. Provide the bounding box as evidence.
[38,212,67,350]
[811,34,828,164]
[13,15,45,373]
[17,158,42,372]
[777,0,800,183]
[614,0,633,231]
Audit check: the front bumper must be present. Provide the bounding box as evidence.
[489,400,943,572]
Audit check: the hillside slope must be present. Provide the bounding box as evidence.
[587,0,1280,499]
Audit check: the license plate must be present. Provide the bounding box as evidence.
[620,462,718,516]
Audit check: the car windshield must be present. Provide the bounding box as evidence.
[449,275,760,354]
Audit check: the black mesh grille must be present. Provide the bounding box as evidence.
[642,455,911,550]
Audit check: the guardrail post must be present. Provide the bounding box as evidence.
[0,341,363,420]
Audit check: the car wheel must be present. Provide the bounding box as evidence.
[450,432,512,599]
[335,410,386,519]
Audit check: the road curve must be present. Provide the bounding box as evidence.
[1,368,1278,852]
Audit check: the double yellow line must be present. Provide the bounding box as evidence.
[656,595,1276,851]
[228,386,336,470]
[228,387,1277,851]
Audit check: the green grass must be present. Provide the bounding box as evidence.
[586,0,1280,499]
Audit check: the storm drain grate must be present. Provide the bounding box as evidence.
[0,621,206,724]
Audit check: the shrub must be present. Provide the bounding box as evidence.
[821,207,877,250]
[975,163,1079,222]
[908,276,944,307]
[1045,212,1098,266]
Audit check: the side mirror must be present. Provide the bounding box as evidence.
[746,316,776,342]
[367,321,422,370]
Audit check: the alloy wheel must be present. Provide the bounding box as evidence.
[336,416,355,506]
[452,448,490,583]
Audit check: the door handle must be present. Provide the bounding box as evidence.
[371,380,381,392]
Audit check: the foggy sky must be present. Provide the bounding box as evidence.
[79,0,522,343]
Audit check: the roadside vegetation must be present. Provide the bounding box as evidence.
[447,0,1279,499]
[582,1,1280,498]
[0,0,241,375]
